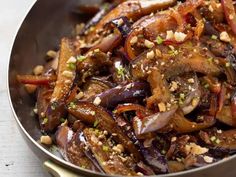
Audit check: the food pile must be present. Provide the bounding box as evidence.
[17,0,236,175]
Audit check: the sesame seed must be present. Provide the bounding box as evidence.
[130,36,138,45]
[116,18,123,26]
[67,56,77,64]
[62,70,74,78]
[75,92,84,100]
[65,80,71,84]
[146,50,155,59]
[191,97,199,107]
[169,81,178,92]
[94,48,100,52]
[187,78,194,83]
[220,31,231,42]
[208,5,214,12]
[158,102,166,112]
[155,49,162,57]
[93,97,101,106]
[46,50,57,58]
[171,137,177,142]
[215,138,221,144]
[203,156,213,163]
[40,135,52,145]
[33,65,44,75]
[174,32,187,42]
[210,136,216,142]
[166,30,174,40]
[225,62,231,67]
[144,39,154,49]
[160,61,165,66]
[91,111,96,116]
[33,108,38,114]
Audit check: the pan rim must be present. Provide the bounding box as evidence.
[6,0,236,176]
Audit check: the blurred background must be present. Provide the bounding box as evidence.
[0,0,49,176]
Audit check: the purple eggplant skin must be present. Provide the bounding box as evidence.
[72,130,104,172]
[80,3,114,35]
[106,16,131,37]
[136,161,156,176]
[43,101,67,132]
[114,116,168,174]
[203,21,219,36]
[67,101,143,161]
[55,126,103,172]
[140,141,168,174]
[83,128,137,175]
[110,57,130,84]
[89,82,151,109]
[208,147,230,159]
[55,126,74,151]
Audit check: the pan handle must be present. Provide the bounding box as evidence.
[44,161,84,177]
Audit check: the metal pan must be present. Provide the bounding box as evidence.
[7,0,236,176]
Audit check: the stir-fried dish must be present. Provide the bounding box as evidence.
[17,0,236,175]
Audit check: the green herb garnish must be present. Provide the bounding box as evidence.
[60,118,65,123]
[102,145,109,151]
[49,145,58,153]
[42,117,48,124]
[93,119,99,127]
[77,55,86,62]
[204,83,209,89]
[67,63,76,70]
[225,62,231,67]
[211,35,218,40]
[168,46,178,56]
[68,102,76,109]
[117,66,125,78]
[50,102,58,110]
[156,36,163,45]
[207,57,213,63]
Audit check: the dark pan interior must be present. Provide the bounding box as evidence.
[7,0,236,177]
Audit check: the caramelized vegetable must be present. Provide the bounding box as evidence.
[82,77,112,100]
[77,50,111,81]
[200,129,236,150]
[146,69,171,109]
[171,111,216,133]
[44,38,76,132]
[168,161,185,173]
[216,106,236,127]
[86,0,177,43]
[67,101,142,161]
[115,103,150,116]
[56,126,102,171]
[88,82,150,109]
[133,106,178,135]
[114,115,168,174]
[18,0,236,175]
[125,0,203,59]
[83,128,137,175]
[131,41,221,80]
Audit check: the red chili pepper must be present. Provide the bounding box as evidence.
[17,74,56,85]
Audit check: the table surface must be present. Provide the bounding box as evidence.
[0,0,50,176]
